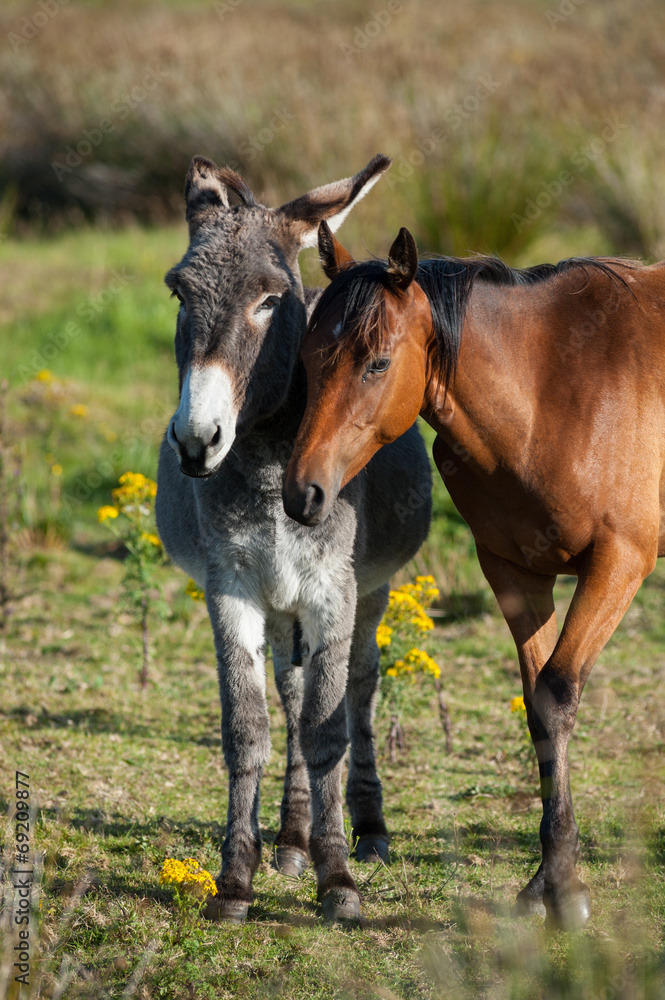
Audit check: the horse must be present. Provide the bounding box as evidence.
[282,219,665,929]
[155,159,432,923]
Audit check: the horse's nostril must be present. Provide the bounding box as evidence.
[305,483,325,515]
[210,425,222,448]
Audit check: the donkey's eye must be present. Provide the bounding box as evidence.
[170,289,185,305]
[362,357,391,382]
[256,294,282,314]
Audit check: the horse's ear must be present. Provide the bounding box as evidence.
[318,221,355,279]
[185,156,256,236]
[387,227,419,292]
[276,154,392,250]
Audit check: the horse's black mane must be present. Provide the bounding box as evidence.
[309,253,639,391]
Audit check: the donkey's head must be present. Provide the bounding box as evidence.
[165,154,391,478]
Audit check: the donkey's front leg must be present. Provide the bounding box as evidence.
[300,607,360,922]
[269,614,311,877]
[204,584,270,923]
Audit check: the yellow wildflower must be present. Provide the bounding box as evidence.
[112,471,158,508]
[141,532,162,548]
[50,463,63,477]
[511,696,526,713]
[185,578,205,602]
[376,623,393,648]
[70,404,89,418]
[35,369,52,382]
[97,505,119,522]
[160,857,217,898]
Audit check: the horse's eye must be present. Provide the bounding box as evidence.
[257,294,281,314]
[362,357,391,382]
[370,357,391,373]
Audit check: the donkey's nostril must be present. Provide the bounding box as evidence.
[210,425,222,448]
[170,423,180,445]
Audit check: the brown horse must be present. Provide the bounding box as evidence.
[283,220,665,929]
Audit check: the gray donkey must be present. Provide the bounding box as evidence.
[155,154,432,923]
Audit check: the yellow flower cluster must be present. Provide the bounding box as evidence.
[386,647,441,679]
[386,589,435,633]
[141,532,162,548]
[511,696,526,713]
[376,623,393,648]
[70,403,89,418]
[112,471,158,507]
[97,505,118,522]
[185,578,206,602]
[399,575,440,604]
[160,857,217,898]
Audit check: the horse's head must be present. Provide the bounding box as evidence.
[165,154,392,478]
[283,223,432,525]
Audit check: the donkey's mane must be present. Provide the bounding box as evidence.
[310,254,640,390]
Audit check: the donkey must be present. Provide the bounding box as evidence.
[155,156,432,923]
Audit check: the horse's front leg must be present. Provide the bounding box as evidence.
[300,595,360,922]
[476,547,558,918]
[346,585,390,863]
[203,580,270,923]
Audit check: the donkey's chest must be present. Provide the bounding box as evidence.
[212,516,350,614]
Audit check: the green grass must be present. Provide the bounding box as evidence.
[1,225,665,998]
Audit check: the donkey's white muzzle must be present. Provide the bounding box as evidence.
[168,364,237,477]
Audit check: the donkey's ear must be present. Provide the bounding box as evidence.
[387,228,419,292]
[318,221,356,279]
[184,156,256,234]
[276,154,392,250]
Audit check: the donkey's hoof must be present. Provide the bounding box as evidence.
[544,882,592,931]
[355,835,390,864]
[202,896,250,924]
[320,887,362,923]
[273,846,309,878]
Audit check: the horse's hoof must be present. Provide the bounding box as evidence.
[273,845,309,877]
[202,896,250,924]
[355,835,390,864]
[320,887,362,923]
[514,887,546,920]
[544,882,592,930]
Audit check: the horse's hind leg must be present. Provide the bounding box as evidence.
[479,539,648,929]
[346,585,390,864]
[269,616,311,877]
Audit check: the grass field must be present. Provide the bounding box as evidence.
[1,218,665,999]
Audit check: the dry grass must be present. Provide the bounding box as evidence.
[2,0,665,259]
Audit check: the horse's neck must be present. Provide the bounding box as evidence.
[423,308,532,476]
